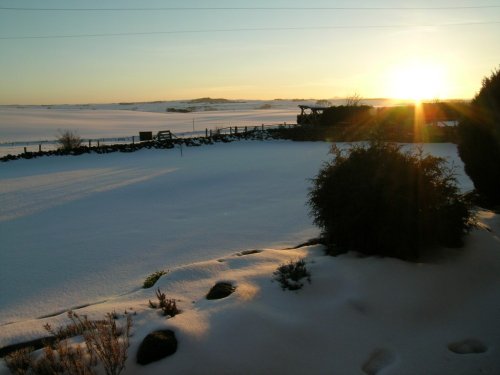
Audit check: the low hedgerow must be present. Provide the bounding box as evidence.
[308,142,473,261]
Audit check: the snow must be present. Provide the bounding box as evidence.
[1,122,499,373]
[0,107,297,142]
[0,98,398,156]
[0,141,330,326]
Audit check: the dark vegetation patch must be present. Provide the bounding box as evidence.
[166,107,193,113]
[273,258,311,291]
[458,67,500,208]
[288,101,467,143]
[143,270,168,289]
[308,142,473,261]
[236,249,262,256]
[289,238,325,249]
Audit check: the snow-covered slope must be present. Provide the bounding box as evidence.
[0,141,331,327]
[1,140,498,374]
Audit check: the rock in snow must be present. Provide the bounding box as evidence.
[136,330,178,365]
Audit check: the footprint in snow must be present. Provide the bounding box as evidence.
[362,348,396,375]
[448,339,488,354]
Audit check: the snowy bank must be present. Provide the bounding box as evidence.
[1,140,498,374]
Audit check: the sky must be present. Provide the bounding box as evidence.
[0,0,499,104]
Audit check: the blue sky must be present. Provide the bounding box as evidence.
[1,0,499,104]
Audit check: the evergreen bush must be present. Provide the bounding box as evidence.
[308,142,472,261]
[142,270,168,288]
[273,258,311,290]
[457,68,500,207]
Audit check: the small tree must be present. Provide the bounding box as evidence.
[57,129,82,151]
[345,92,362,106]
[457,67,500,207]
[308,142,472,261]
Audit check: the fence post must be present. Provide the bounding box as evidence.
[229,126,232,135]
[39,144,42,152]
[24,147,27,154]
[132,136,135,145]
[245,126,248,133]
[88,140,91,148]
[97,140,100,147]
[205,128,208,137]
[261,124,264,131]
[235,126,238,134]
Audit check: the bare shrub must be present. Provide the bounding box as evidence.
[149,288,180,317]
[4,347,34,375]
[57,129,82,151]
[6,311,132,375]
[41,339,94,375]
[345,92,362,106]
[68,312,131,375]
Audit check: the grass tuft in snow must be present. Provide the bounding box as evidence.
[149,288,181,318]
[273,258,311,291]
[142,270,168,289]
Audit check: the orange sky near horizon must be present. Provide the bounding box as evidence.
[0,0,499,105]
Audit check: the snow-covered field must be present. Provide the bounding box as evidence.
[0,140,331,327]
[1,107,499,374]
[0,98,397,156]
[0,107,297,156]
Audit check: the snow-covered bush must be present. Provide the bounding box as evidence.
[308,142,473,261]
[458,67,500,207]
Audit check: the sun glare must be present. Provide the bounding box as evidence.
[389,62,447,101]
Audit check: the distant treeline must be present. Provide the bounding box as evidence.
[292,101,470,142]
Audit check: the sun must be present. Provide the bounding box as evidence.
[388,62,447,101]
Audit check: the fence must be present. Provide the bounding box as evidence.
[0,122,297,157]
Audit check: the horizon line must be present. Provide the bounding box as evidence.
[0,97,472,107]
